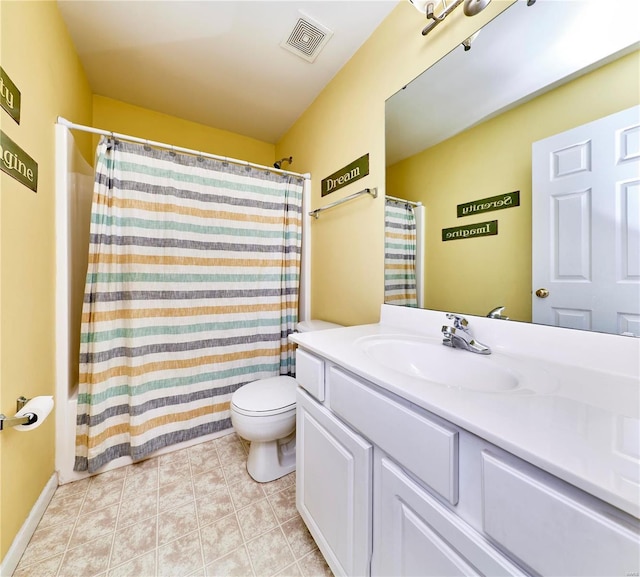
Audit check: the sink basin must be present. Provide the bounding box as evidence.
[356,334,547,393]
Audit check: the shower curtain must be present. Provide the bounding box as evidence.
[75,137,303,473]
[384,199,418,307]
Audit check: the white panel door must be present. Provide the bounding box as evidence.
[296,388,372,577]
[532,105,640,335]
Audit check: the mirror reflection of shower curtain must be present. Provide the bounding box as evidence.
[385,199,418,307]
[75,137,303,473]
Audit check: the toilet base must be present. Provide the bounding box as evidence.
[246,432,296,483]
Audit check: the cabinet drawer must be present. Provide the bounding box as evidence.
[329,366,459,505]
[295,349,325,401]
[482,451,640,576]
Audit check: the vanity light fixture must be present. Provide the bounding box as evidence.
[408,0,492,37]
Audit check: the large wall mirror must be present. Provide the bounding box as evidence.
[385,0,640,336]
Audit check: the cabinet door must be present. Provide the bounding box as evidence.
[372,453,526,577]
[296,388,373,577]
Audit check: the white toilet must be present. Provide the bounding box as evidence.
[230,320,342,482]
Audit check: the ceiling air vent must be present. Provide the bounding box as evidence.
[280,13,333,63]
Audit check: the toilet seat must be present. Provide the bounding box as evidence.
[231,376,297,417]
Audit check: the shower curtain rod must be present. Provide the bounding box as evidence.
[386,194,422,207]
[56,117,310,180]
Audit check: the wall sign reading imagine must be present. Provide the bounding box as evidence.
[442,220,497,242]
[1,131,38,192]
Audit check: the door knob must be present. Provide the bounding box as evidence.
[535,288,550,298]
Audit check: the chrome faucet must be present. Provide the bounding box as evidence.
[487,306,509,320]
[442,313,491,355]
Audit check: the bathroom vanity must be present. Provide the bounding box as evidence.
[290,305,640,577]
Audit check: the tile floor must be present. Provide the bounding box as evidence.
[13,433,333,577]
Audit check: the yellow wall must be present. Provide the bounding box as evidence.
[0,0,93,559]
[277,1,516,326]
[93,95,275,167]
[386,50,640,322]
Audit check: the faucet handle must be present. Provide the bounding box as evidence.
[487,306,509,320]
[445,313,469,332]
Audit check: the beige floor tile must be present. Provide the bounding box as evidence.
[159,455,192,487]
[158,500,199,546]
[157,530,203,577]
[12,433,336,577]
[117,489,158,529]
[107,550,156,577]
[38,492,84,529]
[297,549,333,577]
[196,487,234,527]
[237,498,278,541]
[200,514,244,565]
[12,553,62,577]
[262,472,295,496]
[82,477,126,514]
[159,447,190,465]
[267,485,298,524]
[228,475,266,510]
[110,516,157,568]
[192,466,227,500]
[90,467,128,488]
[18,522,73,567]
[205,545,254,577]
[245,527,295,577]
[188,439,218,457]
[52,477,91,500]
[189,446,221,476]
[126,457,159,477]
[158,478,195,513]
[274,563,303,577]
[121,467,159,501]
[217,441,246,462]
[222,459,251,486]
[281,515,316,560]
[70,503,119,547]
[58,534,112,577]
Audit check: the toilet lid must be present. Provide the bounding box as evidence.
[231,376,297,416]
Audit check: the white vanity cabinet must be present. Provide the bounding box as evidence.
[295,366,372,577]
[294,348,640,577]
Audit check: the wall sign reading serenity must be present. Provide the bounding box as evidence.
[457,191,520,218]
[0,67,21,124]
[321,154,369,197]
[442,220,497,242]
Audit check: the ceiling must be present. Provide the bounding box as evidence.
[57,0,399,144]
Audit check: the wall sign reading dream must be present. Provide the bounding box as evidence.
[1,131,38,192]
[457,191,520,218]
[321,154,369,197]
[442,220,497,242]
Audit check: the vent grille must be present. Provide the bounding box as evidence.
[281,14,333,63]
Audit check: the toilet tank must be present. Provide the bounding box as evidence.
[296,320,343,332]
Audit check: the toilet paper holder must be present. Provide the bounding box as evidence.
[0,396,36,431]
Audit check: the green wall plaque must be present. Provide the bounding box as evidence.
[442,220,497,242]
[0,67,21,124]
[0,131,38,192]
[321,154,369,197]
[457,191,520,218]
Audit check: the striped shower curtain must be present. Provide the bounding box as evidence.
[384,199,418,307]
[75,137,303,473]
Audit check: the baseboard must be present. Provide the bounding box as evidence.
[0,473,58,577]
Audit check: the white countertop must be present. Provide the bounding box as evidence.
[290,306,640,518]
